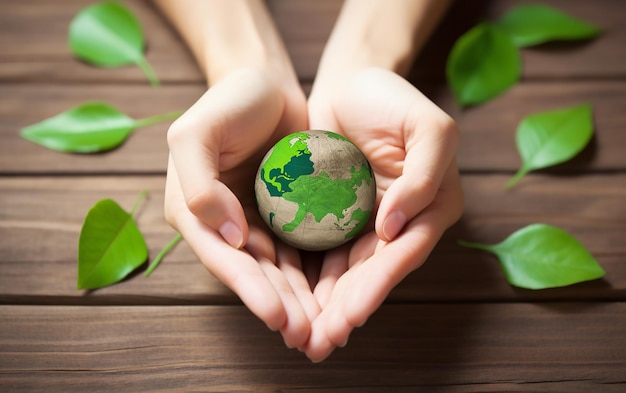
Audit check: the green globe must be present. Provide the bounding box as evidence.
[254,130,376,251]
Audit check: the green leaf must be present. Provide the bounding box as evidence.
[459,224,605,290]
[507,103,594,188]
[496,4,601,48]
[77,195,148,290]
[446,22,521,106]
[20,101,182,153]
[68,1,160,87]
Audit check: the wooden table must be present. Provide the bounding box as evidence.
[1,1,625,391]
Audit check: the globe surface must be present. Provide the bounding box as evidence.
[255,130,376,251]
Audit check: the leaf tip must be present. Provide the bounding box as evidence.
[76,280,86,291]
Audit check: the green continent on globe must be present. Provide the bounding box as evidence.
[260,132,314,197]
[255,130,376,251]
[281,164,372,235]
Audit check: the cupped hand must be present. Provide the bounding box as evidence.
[164,68,321,349]
[305,67,464,361]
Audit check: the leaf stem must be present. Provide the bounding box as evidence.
[457,239,494,252]
[134,110,184,128]
[131,190,149,217]
[505,167,529,189]
[136,56,161,88]
[145,233,183,277]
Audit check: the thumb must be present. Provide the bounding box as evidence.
[376,115,458,242]
[164,155,247,249]
[168,125,248,248]
[166,69,288,248]
[186,178,248,250]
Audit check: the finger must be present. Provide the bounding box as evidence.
[342,173,463,330]
[163,155,187,230]
[245,226,314,348]
[278,86,310,134]
[246,226,312,348]
[258,258,312,349]
[165,155,245,250]
[307,93,342,133]
[304,312,339,363]
[303,232,381,361]
[276,244,322,323]
[167,69,285,248]
[322,169,463,348]
[246,225,321,324]
[184,217,287,331]
[305,264,370,362]
[304,275,348,362]
[313,245,349,308]
[165,163,288,331]
[318,220,439,353]
[313,230,378,309]
[376,109,458,242]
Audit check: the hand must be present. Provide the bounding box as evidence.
[164,68,321,349]
[304,67,464,361]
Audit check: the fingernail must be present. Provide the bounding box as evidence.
[284,340,295,349]
[311,356,327,364]
[219,220,243,249]
[339,337,349,348]
[383,210,406,241]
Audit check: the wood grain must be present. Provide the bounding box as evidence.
[1,304,625,391]
[410,0,626,82]
[1,0,624,390]
[2,81,625,174]
[1,0,624,83]
[1,174,623,305]
[0,0,339,83]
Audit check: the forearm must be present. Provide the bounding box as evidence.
[153,0,296,84]
[315,0,452,80]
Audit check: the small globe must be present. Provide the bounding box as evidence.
[255,130,376,251]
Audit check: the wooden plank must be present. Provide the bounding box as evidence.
[1,81,625,174]
[266,0,341,81]
[411,0,626,81]
[1,303,625,391]
[431,80,626,172]
[0,84,202,174]
[0,0,340,83]
[1,1,623,391]
[0,176,232,305]
[1,0,624,83]
[1,174,624,304]
[0,0,202,84]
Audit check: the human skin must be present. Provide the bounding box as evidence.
[304,0,463,361]
[306,67,463,361]
[153,0,318,350]
[154,0,463,362]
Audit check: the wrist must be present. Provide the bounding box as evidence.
[200,2,294,85]
[154,0,299,87]
[311,0,451,96]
